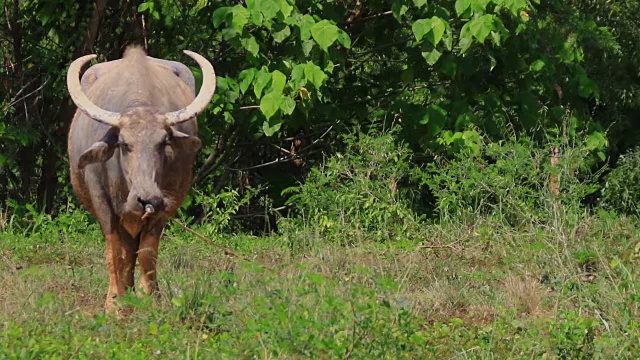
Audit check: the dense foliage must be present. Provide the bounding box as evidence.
[1,0,639,222]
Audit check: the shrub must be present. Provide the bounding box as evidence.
[282,128,422,244]
[426,136,599,226]
[600,146,640,215]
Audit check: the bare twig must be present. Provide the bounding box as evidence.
[3,79,48,112]
[415,240,462,251]
[169,218,238,257]
[228,124,335,172]
[235,105,260,110]
[350,10,392,23]
[271,143,294,155]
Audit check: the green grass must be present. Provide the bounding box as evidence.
[1,209,640,359]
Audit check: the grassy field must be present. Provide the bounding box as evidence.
[1,208,640,359]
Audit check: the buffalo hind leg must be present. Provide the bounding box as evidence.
[138,222,164,297]
[104,227,138,314]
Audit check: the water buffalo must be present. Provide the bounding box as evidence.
[66,46,216,313]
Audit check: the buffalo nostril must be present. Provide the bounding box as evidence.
[138,197,164,212]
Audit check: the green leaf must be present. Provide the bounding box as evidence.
[412,19,433,42]
[279,0,293,18]
[298,15,316,41]
[262,119,282,137]
[413,0,427,8]
[459,22,473,53]
[238,68,257,94]
[230,5,250,32]
[413,17,446,46]
[392,2,409,21]
[421,48,442,65]
[304,63,327,89]
[337,29,352,48]
[428,17,446,46]
[302,40,315,56]
[254,71,272,98]
[280,97,296,115]
[273,24,291,43]
[454,0,470,16]
[290,64,306,88]
[585,131,607,151]
[469,14,494,43]
[138,2,153,12]
[271,70,286,93]
[311,20,339,52]
[529,59,545,72]
[258,0,280,20]
[241,35,260,56]
[260,92,282,119]
[471,0,490,14]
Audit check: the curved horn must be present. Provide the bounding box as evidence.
[67,54,121,127]
[164,50,217,126]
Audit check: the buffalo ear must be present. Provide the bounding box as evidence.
[169,128,202,152]
[78,127,120,169]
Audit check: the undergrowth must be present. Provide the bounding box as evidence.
[1,130,640,358]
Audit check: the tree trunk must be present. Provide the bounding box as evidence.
[36,0,108,212]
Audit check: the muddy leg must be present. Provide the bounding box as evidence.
[104,228,138,314]
[138,223,163,296]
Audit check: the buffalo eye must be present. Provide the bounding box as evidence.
[118,141,131,152]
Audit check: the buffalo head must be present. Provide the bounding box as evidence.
[67,51,215,219]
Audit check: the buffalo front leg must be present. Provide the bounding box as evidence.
[138,223,164,296]
[104,228,138,314]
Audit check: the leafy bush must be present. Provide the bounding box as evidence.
[283,128,422,244]
[600,147,640,214]
[426,136,599,226]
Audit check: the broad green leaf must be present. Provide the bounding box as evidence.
[413,17,446,46]
[290,64,306,88]
[459,22,473,53]
[217,5,248,33]
[241,35,260,56]
[585,131,607,151]
[413,0,427,8]
[262,119,282,136]
[271,70,287,93]
[337,29,352,48]
[529,59,545,72]
[304,63,327,89]
[454,0,470,16]
[249,8,264,26]
[238,68,257,94]
[298,15,315,41]
[428,17,446,46]
[422,48,442,65]
[392,2,409,21]
[302,40,315,56]
[254,71,272,98]
[279,0,293,18]
[213,7,231,27]
[311,20,339,52]
[258,0,280,20]
[138,2,152,12]
[471,0,490,14]
[260,92,282,119]
[469,14,494,43]
[280,97,296,115]
[273,24,291,43]
[412,19,433,42]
